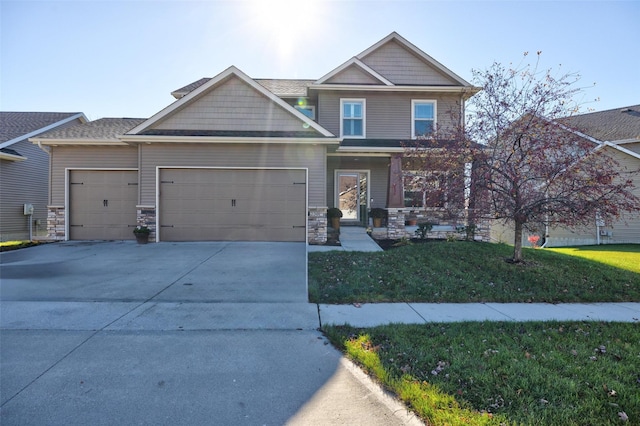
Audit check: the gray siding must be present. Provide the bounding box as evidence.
[153,76,313,133]
[50,146,138,205]
[326,157,389,209]
[318,91,461,138]
[0,139,49,240]
[361,40,459,86]
[140,143,326,206]
[326,66,382,85]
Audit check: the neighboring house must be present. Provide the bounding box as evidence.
[0,112,86,241]
[30,32,481,243]
[490,105,640,247]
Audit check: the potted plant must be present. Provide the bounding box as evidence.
[133,225,150,244]
[327,207,343,230]
[370,208,387,228]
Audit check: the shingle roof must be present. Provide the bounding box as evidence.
[255,79,314,97]
[34,118,146,140]
[172,78,314,98]
[0,112,83,144]
[561,105,640,142]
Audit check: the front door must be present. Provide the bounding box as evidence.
[335,171,368,224]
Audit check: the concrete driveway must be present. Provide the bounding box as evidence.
[0,242,420,425]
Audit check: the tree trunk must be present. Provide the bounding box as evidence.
[513,220,524,262]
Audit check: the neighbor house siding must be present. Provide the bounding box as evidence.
[360,40,458,86]
[326,156,389,210]
[622,142,640,155]
[152,76,314,133]
[139,143,326,206]
[318,91,460,138]
[0,139,49,240]
[325,66,382,85]
[491,148,640,247]
[49,146,138,205]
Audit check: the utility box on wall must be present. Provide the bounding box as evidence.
[23,204,34,215]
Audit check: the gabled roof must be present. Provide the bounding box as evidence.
[561,105,640,143]
[128,66,334,138]
[0,112,86,149]
[356,32,472,87]
[315,57,394,85]
[31,118,146,145]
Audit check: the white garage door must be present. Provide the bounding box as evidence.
[69,170,138,240]
[159,168,306,242]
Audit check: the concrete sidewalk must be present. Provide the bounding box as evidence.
[320,302,640,327]
[308,226,383,252]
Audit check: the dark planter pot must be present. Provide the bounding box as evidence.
[406,219,417,226]
[372,218,383,228]
[135,233,149,244]
[330,217,341,230]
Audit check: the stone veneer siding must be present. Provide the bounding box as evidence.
[386,208,406,239]
[308,206,327,244]
[47,204,331,244]
[137,205,157,242]
[47,206,66,240]
[379,207,492,242]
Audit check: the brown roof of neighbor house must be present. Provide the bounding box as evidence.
[0,112,83,143]
[561,105,640,142]
[172,78,314,98]
[34,118,146,140]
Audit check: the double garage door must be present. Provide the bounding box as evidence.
[159,168,306,242]
[68,169,307,242]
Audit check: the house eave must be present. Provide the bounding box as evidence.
[309,84,481,96]
[335,146,403,154]
[120,135,340,144]
[30,138,129,146]
[0,152,27,161]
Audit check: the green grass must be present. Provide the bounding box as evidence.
[0,240,43,252]
[325,322,640,425]
[549,245,640,274]
[309,241,640,304]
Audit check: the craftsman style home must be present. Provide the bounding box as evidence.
[31,32,481,243]
[1,112,86,241]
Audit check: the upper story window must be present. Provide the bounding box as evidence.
[295,105,316,120]
[412,100,436,138]
[341,99,366,138]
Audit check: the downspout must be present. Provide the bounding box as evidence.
[540,214,549,248]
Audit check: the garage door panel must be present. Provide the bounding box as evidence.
[159,169,306,242]
[69,170,137,240]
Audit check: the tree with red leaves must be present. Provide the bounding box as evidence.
[405,53,640,262]
[468,53,640,262]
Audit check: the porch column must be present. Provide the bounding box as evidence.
[387,154,404,208]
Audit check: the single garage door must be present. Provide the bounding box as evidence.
[69,170,138,240]
[159,168,306,242]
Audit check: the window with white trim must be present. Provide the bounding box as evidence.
[412,100,436,138]
[341,99,365,138]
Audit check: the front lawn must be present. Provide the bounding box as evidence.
[548,245,640,274]
[308,241,640,304]
[325,321,640,425]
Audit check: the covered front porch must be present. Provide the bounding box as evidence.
[323,148,490,242]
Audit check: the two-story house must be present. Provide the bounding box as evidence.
[31,32,480,244]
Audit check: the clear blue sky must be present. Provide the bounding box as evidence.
[2,0,638,121]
